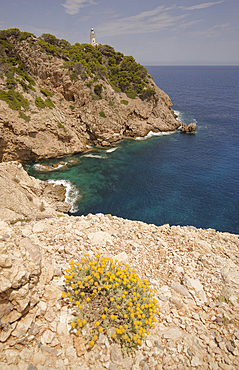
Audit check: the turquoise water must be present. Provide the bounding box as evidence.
[25,66,239,234]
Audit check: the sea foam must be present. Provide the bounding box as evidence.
[135,131,176,141]
[46,179,80,213]
[82,154,106,159]
[33,162,67,171]
[106,147,118,153]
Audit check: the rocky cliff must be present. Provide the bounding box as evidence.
[0,29,180,163]
[0,161,71,222]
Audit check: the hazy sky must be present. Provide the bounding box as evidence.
[1,0,238,65]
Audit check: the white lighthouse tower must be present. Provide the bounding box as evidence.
[90,28,97,46]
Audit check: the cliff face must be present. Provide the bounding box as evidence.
[0,161,71,222]
[0,32,180,162]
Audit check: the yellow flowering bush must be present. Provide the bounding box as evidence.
[62,253,159,352]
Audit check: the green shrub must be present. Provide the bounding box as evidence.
[19,112,30,122]
[94,83,102,98]
[120,100,129,105]
[139,88,156,101]
[91,94,100,101]
[40,88,53,97]
[35,97,45,109]
[0,89,29,111]
[70,72,78,82]
[85,81,92,88]
[126,90,137,99]
[45,98,55,109]
[99,111,106,118]
[35,97,55,109]
[62,254,158,353]
[70,105,75,110]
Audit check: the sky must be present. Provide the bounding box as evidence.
[1,0,239,65]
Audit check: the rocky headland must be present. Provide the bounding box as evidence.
[0,29,180,163]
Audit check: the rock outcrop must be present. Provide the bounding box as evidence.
[180,122,197,133]
[0,35,180,162]
[0,214,238,369]
[0,161,71,222]
[0,163,238,369]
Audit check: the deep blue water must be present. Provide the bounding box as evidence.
[25,66,239,234]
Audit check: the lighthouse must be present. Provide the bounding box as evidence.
[90,28,97,46]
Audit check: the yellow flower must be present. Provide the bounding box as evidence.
[95,321,100,326]
[86,297,90,302]
[76,301,80,305]
[82,320,86,325]
[89,340,94,347]
[102,314,106,319]
[93,335,98,341]
[98,327,103,333]
[69,297,72,302]
[112,333,116,339]
[74,290,78,295]
[94,282,98,286]
[104,307,108,311]
[71,322,75,327]
[76,330,80,335]
[71,284,75,288]
[81,292,85,296]
[62,292,66,298]
[110,297,114,302]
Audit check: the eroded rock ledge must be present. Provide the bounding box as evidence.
[0,213,238,370]
[0,161,71,223]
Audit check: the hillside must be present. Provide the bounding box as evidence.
[0,28,180,163]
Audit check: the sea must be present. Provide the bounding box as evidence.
[25,66,239,235]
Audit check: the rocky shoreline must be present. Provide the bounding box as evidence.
[0,212,238,370]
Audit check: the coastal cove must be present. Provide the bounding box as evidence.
[25,66,239,234]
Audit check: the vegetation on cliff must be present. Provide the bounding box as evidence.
[0,28,179,162]
[0,28,156,103]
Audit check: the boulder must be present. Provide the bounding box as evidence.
[180,122,197,133]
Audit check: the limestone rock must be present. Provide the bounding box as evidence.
[0,161,70,222]
[180,122,197,133]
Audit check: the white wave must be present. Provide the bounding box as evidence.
[174,110,183,124]
[135,131,176,141]
[106,147,118,153]
[33,162,67,172]
[46,179,80,213]
[82,154,106,159]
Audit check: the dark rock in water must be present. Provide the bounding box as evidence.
[180,122,197,133]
